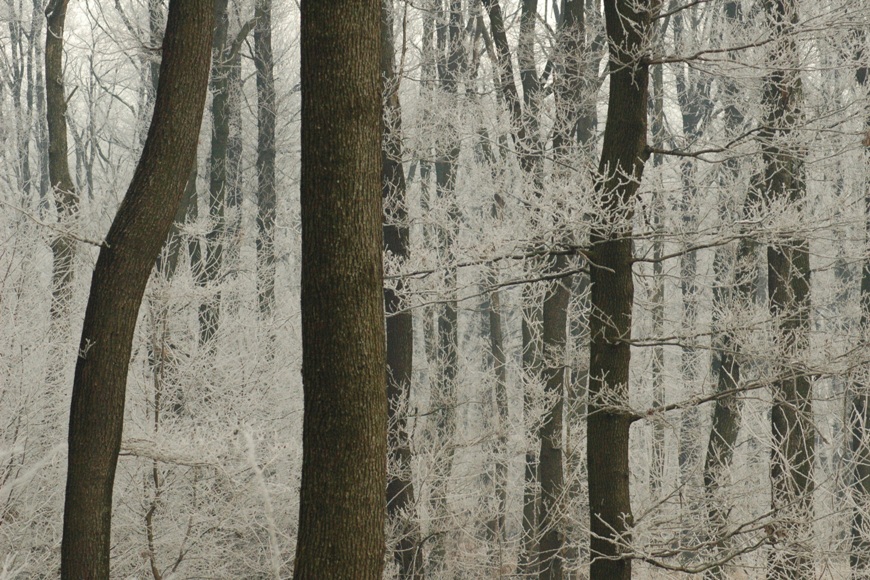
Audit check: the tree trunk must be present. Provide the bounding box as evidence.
[382,2,423,577]
[60,2,213,577]
[587,2,652,579]
[703,4,750,577]
[851,45,870,580]
[292,0,386,576]
[45,0,79,328]
[762,2,812,578]
[199,0,231,346]
[255,0,277,318]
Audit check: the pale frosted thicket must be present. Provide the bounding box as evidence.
[1,0,870,578]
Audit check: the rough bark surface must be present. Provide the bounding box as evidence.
[60,2,213,577]
[292,0,386,577]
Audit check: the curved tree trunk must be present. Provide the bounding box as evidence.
[60,2,213,577]
[587,2,653,578]
[292,0,386,576]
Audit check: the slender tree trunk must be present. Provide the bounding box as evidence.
[292,0,386,575]
[703,4,749,577]
[587,2,653,579]
[649,51,666,502]
[255,0,277,318]
[851,47,870,580]
[382,2,423,576]
[762,2,812,578]
[200,0,231,346]
[60,3,213,576]
[45,0,79,328]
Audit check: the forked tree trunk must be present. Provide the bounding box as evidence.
[587,2,653,579]
[60,2,213,577]
[292,0,386,576]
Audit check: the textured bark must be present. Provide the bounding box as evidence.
[255,0,277,318]
[292,0,386,576]
[382,2,422,577]
[762,2,812,578]
[587,1,652,579]
[45,0,78,326]
[60,2,213,577]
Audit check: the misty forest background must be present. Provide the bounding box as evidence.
[2,0,870,577]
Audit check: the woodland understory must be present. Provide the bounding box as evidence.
[2,0,870,578]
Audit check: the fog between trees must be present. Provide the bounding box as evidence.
[2,0,870,578]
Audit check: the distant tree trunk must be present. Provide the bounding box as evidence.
[199,0,230,346]
[427,2,462,574]
[762,1,812,578]
[649,57,666,500]
[292,0,386,576]
[382,2,423,577]
[45,0,79,328]
[480,0,544,569]
[703,4,750,578]
[851,41,870,580]
[255,0,277,318]
[587,2,653,579]
[537,1,585,577]
[60,2,213,577]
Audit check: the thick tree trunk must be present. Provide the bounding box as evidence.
[587,2,652,579]
[762,2,812,578]
[255,0,277,318]
[45,0,78,327]
[292,0,386,576]
[60,3,213,577]
[381,2,423,577]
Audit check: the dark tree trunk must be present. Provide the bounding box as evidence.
[762,2,812,578]
[45,0,79,327]
[587,1,652,579]
[60,2,213,577]
[292,0,386,576]
[255,0,277,318]
[381,2,423,577]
